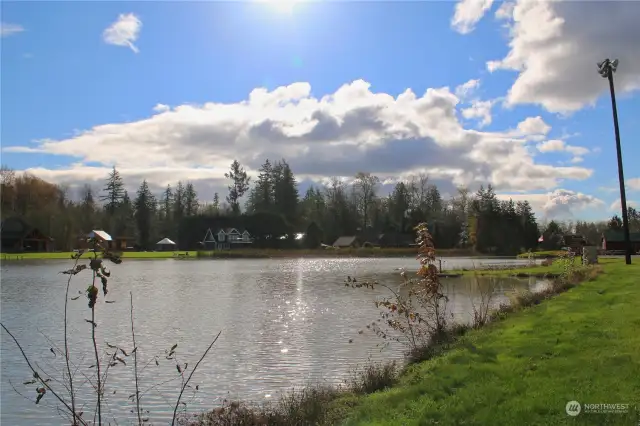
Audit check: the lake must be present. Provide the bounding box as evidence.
[1,257,544,425]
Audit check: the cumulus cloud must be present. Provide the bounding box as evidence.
[455,79,480,100]
[4,79,594,200]
[461,100,494,128]
[102,13,142,53]
[451,0,494,34]
[484,0,640,113]
[153,103,170,113]
[628,178,640,191]
[610,198,638,212]
[516,116,550,136]
[500,189,604,218]
[536,139,590,163]
[537,139,564,153]
[1,22,25,37]
[495,2,514,20]
[541,189,604,217]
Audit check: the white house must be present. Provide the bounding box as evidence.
[202,227,253,250]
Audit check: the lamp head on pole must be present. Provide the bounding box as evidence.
[598,58,619,78]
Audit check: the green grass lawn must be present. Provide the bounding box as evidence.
[2,247,477,260]
[336,258,640,425]
[517,250,568,259]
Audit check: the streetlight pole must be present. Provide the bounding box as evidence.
[598,58,632,265]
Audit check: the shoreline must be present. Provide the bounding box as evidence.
[187,258,639,425]
[2,248,489,261]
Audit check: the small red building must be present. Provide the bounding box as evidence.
[601,230,640,254]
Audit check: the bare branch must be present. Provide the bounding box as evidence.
[130,292,142,426]
[1,323,88,426]
[170,330,222,426]
[64,256,82,424]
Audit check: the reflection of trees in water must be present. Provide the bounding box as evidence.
[374,273,546,326]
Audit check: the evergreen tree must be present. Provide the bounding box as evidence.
[225,160,251,215]
[100,166,125,216]
[134,180,156,249]
[247,159,274,213]
[272,159,299,225]
[184,182,199,216]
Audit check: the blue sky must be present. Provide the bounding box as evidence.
[2,0,640,220]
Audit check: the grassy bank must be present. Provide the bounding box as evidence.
[449,261,569,277]
[190,258,639,425]
[2,247,478,260]
[516,250,567,259]
[339,258,640,425]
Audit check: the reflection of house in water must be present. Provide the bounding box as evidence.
[0,217,54,252]
[331,232,416,249]
[202,228,253,250]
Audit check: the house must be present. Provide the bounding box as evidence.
[562,234,588,253]
[156,237,177,251]
[601,230,640,253]
[332,236,362,248]
[202,227,253,250]
[0,217,54,253]
[80,230,133,251]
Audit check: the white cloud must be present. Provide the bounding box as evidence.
[153,104,170,113]
[628,178,640,191]
[102,13,142,53]
[500,189,604,218]
[537,139,565,153]
[537,140,589,156]
[461,99,493,128]
[1,22,25,37]
[541,189,604,217]
[451,0,494,34]
[517,116,550,136]
[610,198,638,211]
[495,2,515,20]
[4,79,594,198]
[455,79,480,100]
[536,139,590,163]
[484,1,640,113]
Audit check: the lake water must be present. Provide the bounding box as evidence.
[1,257,544,425]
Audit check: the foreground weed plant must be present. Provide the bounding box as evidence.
[347,223,452,359]
[1,237,221,426]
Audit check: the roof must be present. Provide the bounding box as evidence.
[1,217,30,239]
[333,236,358,247]
[602,230,640,242]
[217,228,250,235]
[156,237,176,245]
[1,217,52,240]
[88,230,112,241]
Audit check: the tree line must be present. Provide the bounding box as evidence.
[1,162,638,253]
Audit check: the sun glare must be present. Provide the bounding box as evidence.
[258,0,300,15]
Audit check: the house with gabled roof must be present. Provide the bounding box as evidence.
[1,217,54,252]
[601,230,640,254]
[202,227,253,250]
